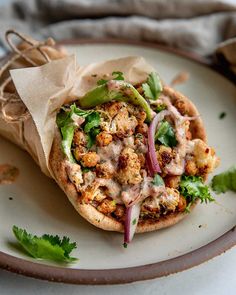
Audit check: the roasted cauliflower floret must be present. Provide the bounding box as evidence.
[96,162,114,179]
[81,181,100,203]
[93,188,107,203]
[141,196,161,213]
[157,145,174,169]
[97,198,116,214]
[164,175,181,189]
[127,105,146,125]
[104,101,124,118]
[96,131,113,146]
[160,188,180,212]
[177,195,187,212]
[73,129,87,146]
[73,145,87,161]
[185,159,198,176]
[136,122,148,135]
[187,139,220,176]
[81,152,100,168]
[116,147,142,185]
[113,204,125,220]
[111,107,138,138]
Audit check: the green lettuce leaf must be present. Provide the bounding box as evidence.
[56,104,98,160]
[180,175,215,212]
[142,72,163,100]
[84,112,100,133]
[211,166,236,194]
[12,226,78,263]
[155,120,177,147]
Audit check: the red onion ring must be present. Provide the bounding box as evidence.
[124,203,141,245]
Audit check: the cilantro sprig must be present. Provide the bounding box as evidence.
[142,72,163,100]
[155,120,177,147]
[12,226,78,263]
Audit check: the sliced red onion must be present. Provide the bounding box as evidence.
[147,110,170,174]
[124,203,141,244]
[145,152,154,177]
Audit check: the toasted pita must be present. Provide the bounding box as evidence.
[50,85,206,233]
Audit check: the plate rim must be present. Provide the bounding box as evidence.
[0,38,235,285]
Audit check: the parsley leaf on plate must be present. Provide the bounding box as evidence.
[179,175,214,212]
[142,72,163,100]
[12,226,78,263]
[211,166,236,194]
[155,120,177,147]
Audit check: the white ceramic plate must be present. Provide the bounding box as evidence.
[0,41,235,284]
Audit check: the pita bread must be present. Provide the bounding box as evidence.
[50,85,206,233]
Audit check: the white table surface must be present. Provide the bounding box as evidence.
[0,247,235,294]
[0,0,235,293]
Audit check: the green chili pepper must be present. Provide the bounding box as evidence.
[78,81,152,122]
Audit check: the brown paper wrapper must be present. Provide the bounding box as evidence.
[1,54,154,177]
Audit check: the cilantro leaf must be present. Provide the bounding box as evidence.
[12,226,78,263]
[152,174,165,186]
[142,72,163,100]
[155,120,177,147]
[211,166,236,194]
[180,175,214,212]
[97,71,124,85]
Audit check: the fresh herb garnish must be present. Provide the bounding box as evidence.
[211,166,236,194]
[12,226,78,263]
[84,112,100,133]
[219,112,226,119]
[180,175,214,212]
[83,112,101,149]
[97,71,124,85]
[132,218,137,225]
[123,242,128,248]
[156,104,166,113]
[152,174,165,186]
[142,72,163,101]
[155,120,177,147]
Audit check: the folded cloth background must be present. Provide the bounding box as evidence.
[0,0,235,76]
